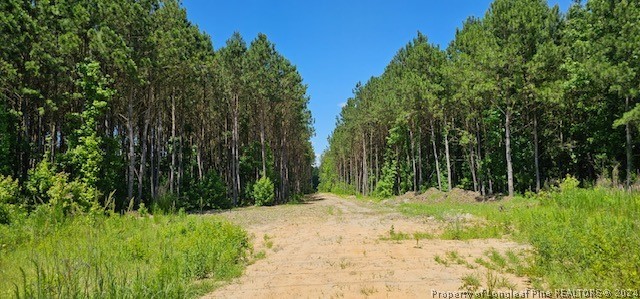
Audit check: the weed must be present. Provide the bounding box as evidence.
[254,250,267,260]
[263,234,274,249]
[446,250,469,266]
[460,273,481,296]
[360,286,377,296]
[486,249,507,269]
[339,258,352,270]
[475,257,496,271]
[434,255,449,267]
[380,226,432,243]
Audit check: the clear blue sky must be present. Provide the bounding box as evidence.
[182,0,573,165]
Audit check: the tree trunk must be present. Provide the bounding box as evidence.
[409,127,417,192]
[369,130,374,192]
[153,117,161,199]
[505,106,514,197]
[469,145,478,192]
[362,131,368,195]
[375,138,379,184]
[626,96,633,189]
[260,104,267,176]
[138,108,150,203]
[177,126,183,196]
[282,128,289,201]
[170,91,176,194]
[444,120,452,192]
[477,119,485,196]
[232,94,240,206]
[127,91,136,202]
[418,126,423,189]
[431,119,443,190]
[49,122,56,163]
[533,114,541,192]
[150,126,156,200]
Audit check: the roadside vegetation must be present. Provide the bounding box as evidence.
[381,178,640,289]
[0,200,249,298]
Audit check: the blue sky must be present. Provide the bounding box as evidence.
[182,0,573,165]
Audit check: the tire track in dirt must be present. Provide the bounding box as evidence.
[203,193,529,298]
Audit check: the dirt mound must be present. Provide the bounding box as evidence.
[395,188,484,204]
[415,187,447,202]
[381,188,490,206]
[446,187,483,203]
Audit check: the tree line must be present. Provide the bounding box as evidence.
[0,0,314,211]
[319,0,640,197]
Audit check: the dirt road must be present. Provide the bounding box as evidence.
[203,193,529,298]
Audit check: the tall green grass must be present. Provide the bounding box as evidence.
[521,188,640,288]
[0,207,249,298]
[398,187,640,289]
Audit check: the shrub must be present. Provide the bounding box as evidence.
[253,176,274,206]
[374,159,397,198]
[0,175,20,205]
[558,174,580,191]
[186,171,229,210]
[0,203,14,225]
[47,172,100,216]
[153,192,178,214]
[26,159,56,205]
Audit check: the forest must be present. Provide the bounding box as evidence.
[0,0,315,213]
[319,0,640,197]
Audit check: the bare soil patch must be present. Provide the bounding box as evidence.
[203,193,529,298]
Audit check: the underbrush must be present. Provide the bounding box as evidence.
[397,187,640,289]
[0,207,249,298]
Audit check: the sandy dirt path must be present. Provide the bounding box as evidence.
[203,193,529,298]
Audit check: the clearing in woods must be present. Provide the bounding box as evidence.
[203,193,529,298]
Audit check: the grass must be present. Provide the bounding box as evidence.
[460,273,482,294]
[434,255,449,266]
[0,206,250,298]
[396,187,640,289]
[359,286,377,296]
[379,225,434,242]
[263,234,274,249]
[446,250,472,267]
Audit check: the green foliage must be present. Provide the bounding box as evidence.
[615,103,640,130]
[64,61,113,192]
[0,203,12,225]
[46,172,100,216]
[0,175,20,205]
[25,157,99,216]
[0,212,249,298]
[2,0,314,210]
[138,203,149,217]
[374,158,397,198]
[558,174,580,191]
[252,176,275,206]
[153,192,179,214]
[0,102,17,176]
[186,171,230,210]
[320,0,639,198]
[26,159,56,205]
[0,175,24,225]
